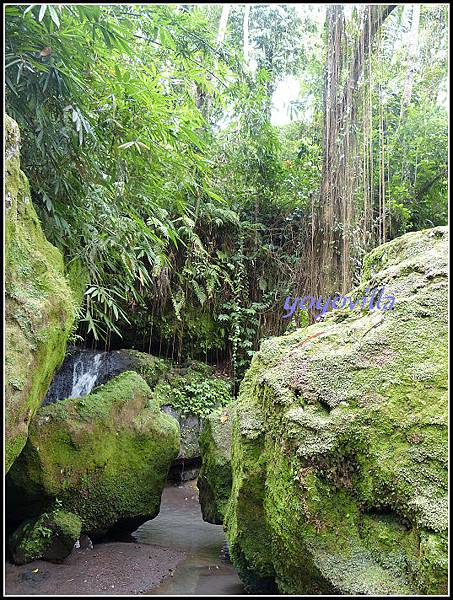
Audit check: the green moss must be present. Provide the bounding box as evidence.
[222,227,448,594]
[9,510,82,565]
[417,531,448,594]
[66,259,89,309]
[224,396,276,593]
[7,372,180,537]
[359,513,420,574]
[5,115,79,472]
[198,405,234,524]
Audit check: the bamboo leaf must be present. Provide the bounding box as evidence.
[38,4,47,22]
[49,6,60,28]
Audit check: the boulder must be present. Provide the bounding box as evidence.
[7,371,180,538]
[9,510,82,565]
[198,405,234,524]
[4,114,80,472]
[161,405,203,481]
[224,227,448,594]
[106,349,169,389]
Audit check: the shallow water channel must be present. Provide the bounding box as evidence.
[135,481,244,595]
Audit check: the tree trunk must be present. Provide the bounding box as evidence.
[217,4,231,44]
[243,4,251,69]
[313,4,397,300]
[400,4,421,120]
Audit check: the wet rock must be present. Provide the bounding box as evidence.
[167,459,201,484]
[162,406,203,462]
[7,372,180,538]
[44,348,169,405]
[198,405,233,524]
[224,227,448,595]
[10,510,82,565]
[101,349,170,389]
[73,534,93,551]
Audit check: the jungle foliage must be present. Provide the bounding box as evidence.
[5,4,448,385]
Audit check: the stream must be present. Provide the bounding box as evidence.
[5,481,245,595]
[137,482,244,595]
[10,349,245,595]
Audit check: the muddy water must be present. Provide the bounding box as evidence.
[134,481,244,595]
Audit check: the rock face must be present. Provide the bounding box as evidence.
[198,405,234,524]
[9,510,82,565]
[161,405,203,481]
[4,114,80,472]
[43,348,169,405]
[7,372,180,538]
[223,227,448,595]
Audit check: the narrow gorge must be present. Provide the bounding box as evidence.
[4,4,448,597]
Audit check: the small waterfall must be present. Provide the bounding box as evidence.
[43,347,140,405]
[43,348,108,405]
[71,352,104,398]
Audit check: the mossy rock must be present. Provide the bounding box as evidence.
[9,510,82,565]
[224,227,448,595]
[198,404,234,524]
[106,350,170,389]
[162,406,203,463]
[7,371,180,538]
[5,114,80,472]
[98,353,232,461]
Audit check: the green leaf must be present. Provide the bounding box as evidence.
[159,27,176,50]
[204,188,226,204]
[49,6,60,28]
[38,4,47,22]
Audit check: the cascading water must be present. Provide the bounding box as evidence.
[43,348,109,405]
[71,352,105,398]
[43,347,146,405]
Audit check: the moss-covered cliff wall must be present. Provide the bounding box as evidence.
[5,115,81,471]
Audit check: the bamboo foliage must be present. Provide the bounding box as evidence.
[5,4,447,376]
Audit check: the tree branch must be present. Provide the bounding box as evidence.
[415,168,448,201]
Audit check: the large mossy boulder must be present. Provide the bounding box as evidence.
[224,227,448,595]
[198,405,234,524]
[7,371,180,538]
[5,115,80,472]
[9,510,82,565]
